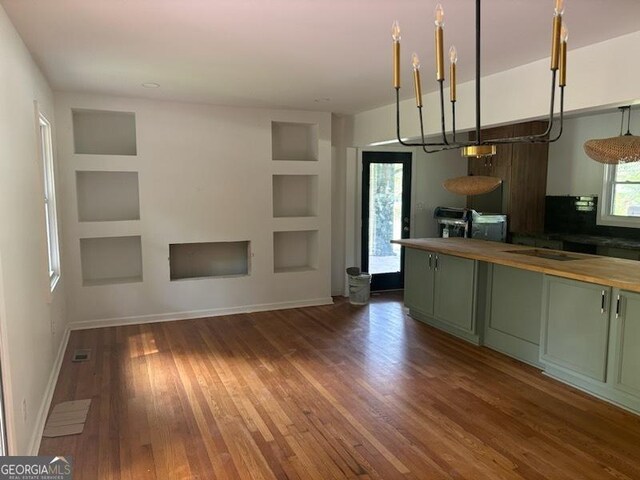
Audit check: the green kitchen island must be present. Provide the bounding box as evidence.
[393,237,640,415]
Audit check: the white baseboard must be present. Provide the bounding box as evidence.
[27,326,71,456]
[69,297,335,331]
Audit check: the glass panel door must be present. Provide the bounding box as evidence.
[361,152,412,291]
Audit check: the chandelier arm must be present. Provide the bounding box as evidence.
[451,102,457,144]
[395,87,419,147]
[418,102,463,147]
[438,81,450,145]
[422,144,464,154]
[395,88,438,146]
[486,83,565,145]
[395,88,459,147]
[546,86,565,143]
[418,105,427,145]
[534,69,559,139]
[478,70,560,146]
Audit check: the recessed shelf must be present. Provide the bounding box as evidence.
[80,236,143,286]
[169,241,250,281]
[271,122,318,161]
[273,230,318,273]
[73,109,137,155]
[273,175,318,218]
[76,171,140,222]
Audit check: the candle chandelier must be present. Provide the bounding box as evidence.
[391,0,568,157]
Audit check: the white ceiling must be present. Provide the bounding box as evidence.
[2,0,640,114]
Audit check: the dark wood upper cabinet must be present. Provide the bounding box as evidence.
[466,121,549,234]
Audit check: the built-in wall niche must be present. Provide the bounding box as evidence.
[80,236,143,286]
[273,230,318,273]
[76,171,140,222]
[169,241,250,281]
[271,122,318,161]
[272,175,318,217]
[72,109,137,155]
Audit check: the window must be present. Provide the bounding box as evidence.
[600,162,640,226]
[39,114,60,290]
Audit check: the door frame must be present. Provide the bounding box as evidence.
[360,151,413,291]
[344,146,417,296]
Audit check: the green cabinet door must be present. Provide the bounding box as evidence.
[433,254,476,332]
[611,290,640,398]
[541,276,611,382]
[404,248,434,316]
[484,264,543,366]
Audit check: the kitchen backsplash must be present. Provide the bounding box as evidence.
[544,196,640,239]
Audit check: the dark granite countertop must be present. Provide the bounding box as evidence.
[512,232,640,250]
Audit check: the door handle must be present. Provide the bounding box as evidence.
[601,290,606,314]
[434,255,439,271]
[616,294,621,319]
[428,254,432,269]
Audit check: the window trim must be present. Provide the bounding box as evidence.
[39,112,61,291]
[598,163,640,228]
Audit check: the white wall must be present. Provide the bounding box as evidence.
[0,5,68,455]
[55,93,332,326]
[412,148,468,238]
[547,111,614,196]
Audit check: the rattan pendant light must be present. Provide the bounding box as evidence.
[584,106,640,164]
[442,175,502,196]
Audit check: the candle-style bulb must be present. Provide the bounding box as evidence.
[391,20,401,42]
[412,52,421,71]
[561,23,569,43]
[554,0,565,16]
[449,45,458,64]
[434,3,444,27]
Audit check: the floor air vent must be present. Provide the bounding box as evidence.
[72,349,91,363]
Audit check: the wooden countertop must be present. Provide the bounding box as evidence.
[392,238,640,293]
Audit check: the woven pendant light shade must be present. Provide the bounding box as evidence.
[583,135,640,165]
[584,106,640,165]
[443,175,502,196]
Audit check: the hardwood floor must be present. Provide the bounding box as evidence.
[40,293,640,479]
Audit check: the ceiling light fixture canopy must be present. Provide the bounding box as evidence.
[583,106,640,164]
[391,0,568,158]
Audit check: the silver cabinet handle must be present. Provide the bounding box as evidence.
[616,294,621,319]
[601,290,606,314]
[434,255,439,271]
[428,254,432,269]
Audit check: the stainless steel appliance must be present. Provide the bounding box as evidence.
[434,207,507,242]
[470,210,508,242]
[434,207,470,238]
